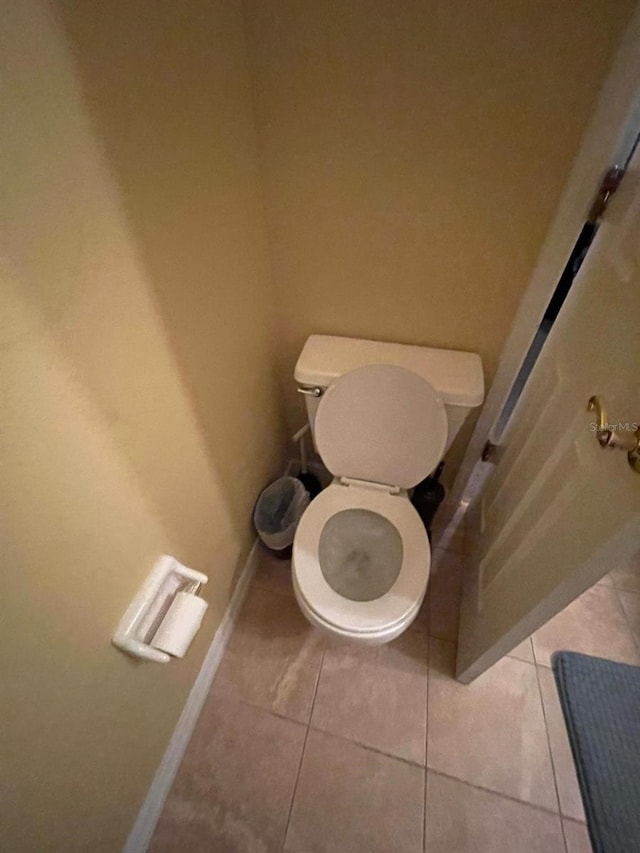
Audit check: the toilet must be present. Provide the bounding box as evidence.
[292,335,484,644]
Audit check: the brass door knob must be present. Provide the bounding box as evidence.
[587,396,640,473]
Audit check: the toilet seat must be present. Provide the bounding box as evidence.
[293,481,430,637]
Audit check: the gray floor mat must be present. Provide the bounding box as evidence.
[552,651,640,853]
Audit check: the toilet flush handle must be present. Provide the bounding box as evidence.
[298,386,323,397]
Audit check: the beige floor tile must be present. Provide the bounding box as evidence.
[428,549,465,642]
[213,585,325,723]
[285,729,424,853]
[563,820,593,853]
[609,553,640,593]
[251,546,295,597]
[596,573,613,587]
[428,639,558,811]
[618,589,640,645]
[409,593,430,633]
[411,548,466,641]
[532,585,640,668]
[537,666,585,821]
[311,630,428,764]
[430,547,465,587]
[424,771,565,853]
[509,637,535,663]
[428,590,461,642]
[150,691,306,853]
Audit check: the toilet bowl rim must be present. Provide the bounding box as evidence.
[292,481,430,633]
[293,570,425,636]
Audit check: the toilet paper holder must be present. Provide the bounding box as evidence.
[112,555,208,663]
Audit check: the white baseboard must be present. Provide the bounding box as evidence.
[122,539,261,853]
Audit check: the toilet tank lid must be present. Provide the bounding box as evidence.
[295,335,484,408]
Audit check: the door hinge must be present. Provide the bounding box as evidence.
[587,166,625,224]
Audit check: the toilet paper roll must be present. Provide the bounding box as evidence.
[151,591,208,658]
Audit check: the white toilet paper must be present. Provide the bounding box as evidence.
[151,591,208,658]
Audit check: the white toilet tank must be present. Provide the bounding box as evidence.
[294,335,484,454]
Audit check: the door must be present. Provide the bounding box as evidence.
[457,144,640,683]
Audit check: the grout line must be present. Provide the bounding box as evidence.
[497,654,538,671]
[425,768,566,821]
[613,587,640,657]
[422,762,428,853]
[531,633,541,666]
[309,645,327,718]
[280,647,326,852]
[533,663,569,852]
[220,693,308,729]
[305,723,426,770]
[423,775,428,853]
[501,637,539,668]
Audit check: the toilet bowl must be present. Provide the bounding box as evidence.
[293,478,430,643]
[292,362,449,643]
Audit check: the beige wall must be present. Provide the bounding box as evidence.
[244,0,634,485]
[1,1,284,850]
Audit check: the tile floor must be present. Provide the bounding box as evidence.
[150,541,640,853]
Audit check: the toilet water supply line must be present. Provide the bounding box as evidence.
[292,423,310,475]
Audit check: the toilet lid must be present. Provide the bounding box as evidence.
[314,363,448,489]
